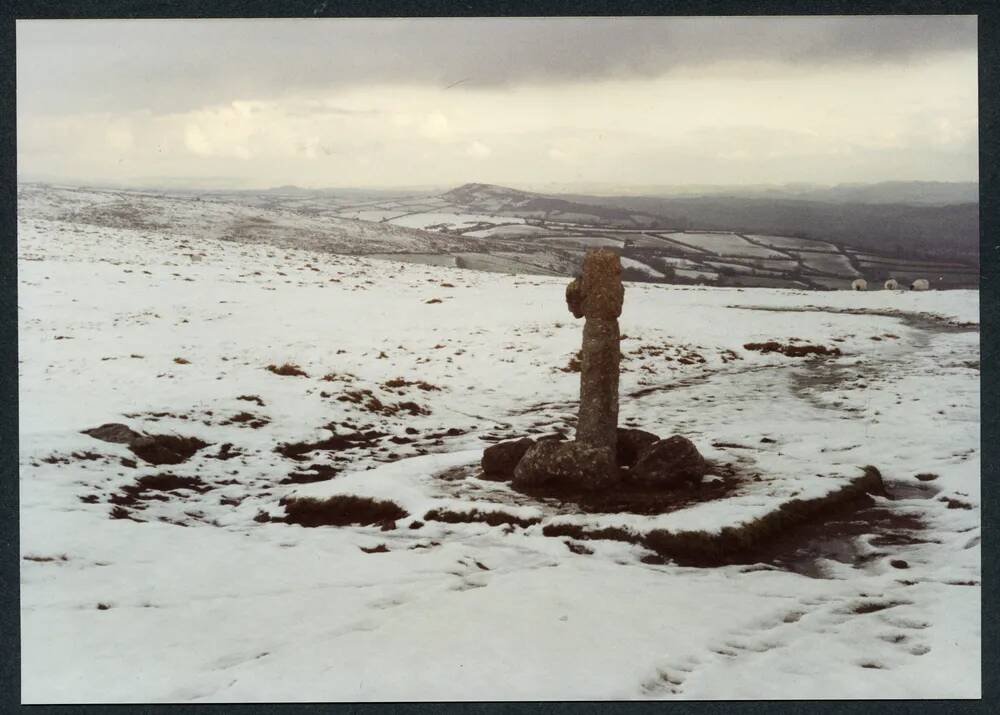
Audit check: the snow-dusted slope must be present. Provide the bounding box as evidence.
[18,206,980,701]
[17,183,476,255]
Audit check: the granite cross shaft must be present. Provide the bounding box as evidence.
[565,249,624,453]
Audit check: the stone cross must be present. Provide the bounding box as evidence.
[565,249,624,453]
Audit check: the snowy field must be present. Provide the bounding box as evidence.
[663,232,789,259]
[18,210,980,702]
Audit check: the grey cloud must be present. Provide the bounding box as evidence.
[18,16,976,116]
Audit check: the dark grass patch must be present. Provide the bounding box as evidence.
[173,357,191,365]
[565,541,594,555]
[206,442,242,461]
[514,463,737,516]
[915,473,939,482]
[23,554,69,563]
[280,463,341,485]
[275,429,386,460]
[282,494,408,527]
[337,389,431,417]
[266,363,308,377]
[110,473,213,508]
[321,372,354,382]
[382,377,441,392]
[536,467,889,568]
[134,473,211,493]
[642,467,886,567]
[410,541,441,549]
[109,505,137,520]
[560,351,582,373]
[940,496,973,510]
[850,600,909,615]
[226,412,270,429]
[423,508,540,529]
[743,341,841,358]
[360,544,390,554]
[237,394,266,407]
[542,523,636,543]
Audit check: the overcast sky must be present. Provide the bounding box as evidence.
[17,16,978,190]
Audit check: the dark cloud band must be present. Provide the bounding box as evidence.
[18,16,976,115]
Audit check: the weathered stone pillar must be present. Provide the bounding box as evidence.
[507,249,624,492]
[565,249,624,452]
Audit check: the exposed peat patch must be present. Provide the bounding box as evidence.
[280,494,408,527]
[423,508,540,529]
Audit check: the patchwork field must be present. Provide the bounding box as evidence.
[19,183,978,291]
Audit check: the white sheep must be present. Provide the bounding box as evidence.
[851,278,868,291]
[911,278,930,291]
[884,278,899,290]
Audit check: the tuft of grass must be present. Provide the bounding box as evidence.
[382,377,442,392]
[423,508,540,529]
[173,357,190,365]
[266,363,308,377]
[282,494,408,527]
[109,505,132,520]
[542,523,637,543]
[642,466,885,565]
[560,351,582,373]
[743,342,841,358]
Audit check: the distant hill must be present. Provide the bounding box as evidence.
[439,182,979,263]
[443,183,684,229]
[524,180,979,206]
[558,193,979,263]
[779,181,978,205]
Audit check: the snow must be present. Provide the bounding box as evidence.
[663,232,789,259]
[620,256,666,278]
[387,212,526,230]
[799,252,861,277]
[18,186,980,702]
[463,224,554,238]
[747,234,840,253]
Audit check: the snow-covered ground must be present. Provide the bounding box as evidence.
[18,205,980,701]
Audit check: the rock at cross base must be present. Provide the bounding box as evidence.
[567,249,624,454]
[616,427,660,469]
[511,439,619,492]
[481,437,535,479]
[629,435,708,488]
